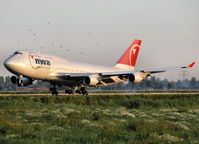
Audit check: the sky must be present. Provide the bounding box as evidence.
[0,0,198,81]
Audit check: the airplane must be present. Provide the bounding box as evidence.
[4,39,195,95]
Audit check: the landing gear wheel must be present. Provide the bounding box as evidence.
[80,87,88,95]
[50,85,58,95]
[49,87,53,92]
[65,89,74,94]
[52,90,58,95]
[76,89,82,95]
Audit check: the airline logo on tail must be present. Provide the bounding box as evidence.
[114,39,142,70]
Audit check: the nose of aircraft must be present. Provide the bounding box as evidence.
[4,57,15,70]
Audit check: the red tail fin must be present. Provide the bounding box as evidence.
[114,39,142,70]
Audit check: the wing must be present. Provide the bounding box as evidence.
[138,61,196,74]
[100,62,196,82]
[50,62,196,86]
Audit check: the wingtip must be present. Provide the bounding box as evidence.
[188,61,196,68]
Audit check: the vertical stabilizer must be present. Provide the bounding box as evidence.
[114,39,142,70]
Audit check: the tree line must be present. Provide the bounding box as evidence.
[0,76,199,91]
[100,76,199,90]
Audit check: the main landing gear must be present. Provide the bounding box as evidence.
[49,85,58,95]
[65,89,74,94]
[78,87,88,95]
[49,84,88,96]
[65,87,88,95]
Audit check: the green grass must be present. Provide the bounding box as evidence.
[0,94,199,143]
[89,90,199,93]
[1,89,199,95]
[0,91,51,94]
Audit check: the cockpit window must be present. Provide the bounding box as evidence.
[14,51,22,55]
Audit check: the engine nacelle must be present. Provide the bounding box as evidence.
[128,73,145,83]
[10,76,17,84]
[133,73,145,83]
[83,75,99,86]
[128,74,135,82]
[10,76,33,87]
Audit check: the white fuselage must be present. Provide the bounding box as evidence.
[4,51,128,86]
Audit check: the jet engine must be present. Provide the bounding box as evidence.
[128,74,135,82]
[128,73,145,83]
[83,75,99,86]
[133,73,145,83]
[10,76,33,87]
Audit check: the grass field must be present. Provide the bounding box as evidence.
[0,93,199,143]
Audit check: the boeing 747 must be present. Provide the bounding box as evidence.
[4,40,195,95]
